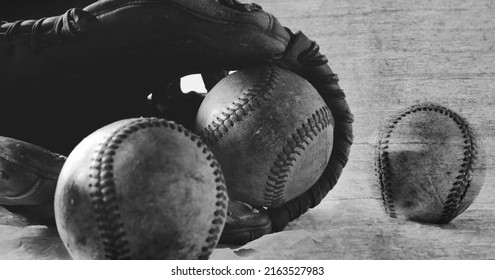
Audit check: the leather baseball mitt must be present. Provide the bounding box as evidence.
[1,0,289,154]
[0,0,288,216]
[1,0,353,246]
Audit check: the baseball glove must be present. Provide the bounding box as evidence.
[1,0,289,154]
[1,0,353,245]
[0,0,288,216]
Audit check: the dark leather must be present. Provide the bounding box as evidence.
[0,0,290,154]
[219,200,271,245]
[0,136,65,205]
[0,1,289,214]
[0,1,96,21]
[1,0,289,87]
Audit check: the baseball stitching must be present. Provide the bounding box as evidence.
[199,64,334,207]
[200,64,280,146]
[265,106,333,207]
[88,118,227,259]
[194,129,228,260]
[376,103,477,222]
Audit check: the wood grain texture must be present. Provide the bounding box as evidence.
[1,0,495,259]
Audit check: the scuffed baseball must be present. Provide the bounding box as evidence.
[194,64,334,208]
[375,103,485,224]
[54,118,227,259]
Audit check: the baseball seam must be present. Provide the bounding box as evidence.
[89,120,137,260]
[264,106,333,208]
[377,103,477,222]
[438,107,477,222]
[200,64,280,146]
[89,118,227,259]
[194,131,228,260]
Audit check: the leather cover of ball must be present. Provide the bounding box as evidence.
[195,64,334,208]
[375,103,485,224]
[54,118,227,259]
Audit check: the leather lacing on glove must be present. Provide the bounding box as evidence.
[217,28,353,245]
[267,28,354,231]
[0,8,95,56]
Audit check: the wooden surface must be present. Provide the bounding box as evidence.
[1,0,495,260]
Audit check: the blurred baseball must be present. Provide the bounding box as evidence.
[194,64,334,208]
[54,118,227,259]
[375,103,485,223]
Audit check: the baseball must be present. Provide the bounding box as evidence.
[54,118,228,259]
[375,103,485,224]
[194,64,334,208]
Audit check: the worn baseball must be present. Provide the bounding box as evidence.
[194,64,334,208]
[54,118,228,259]
[375,103,485,224]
